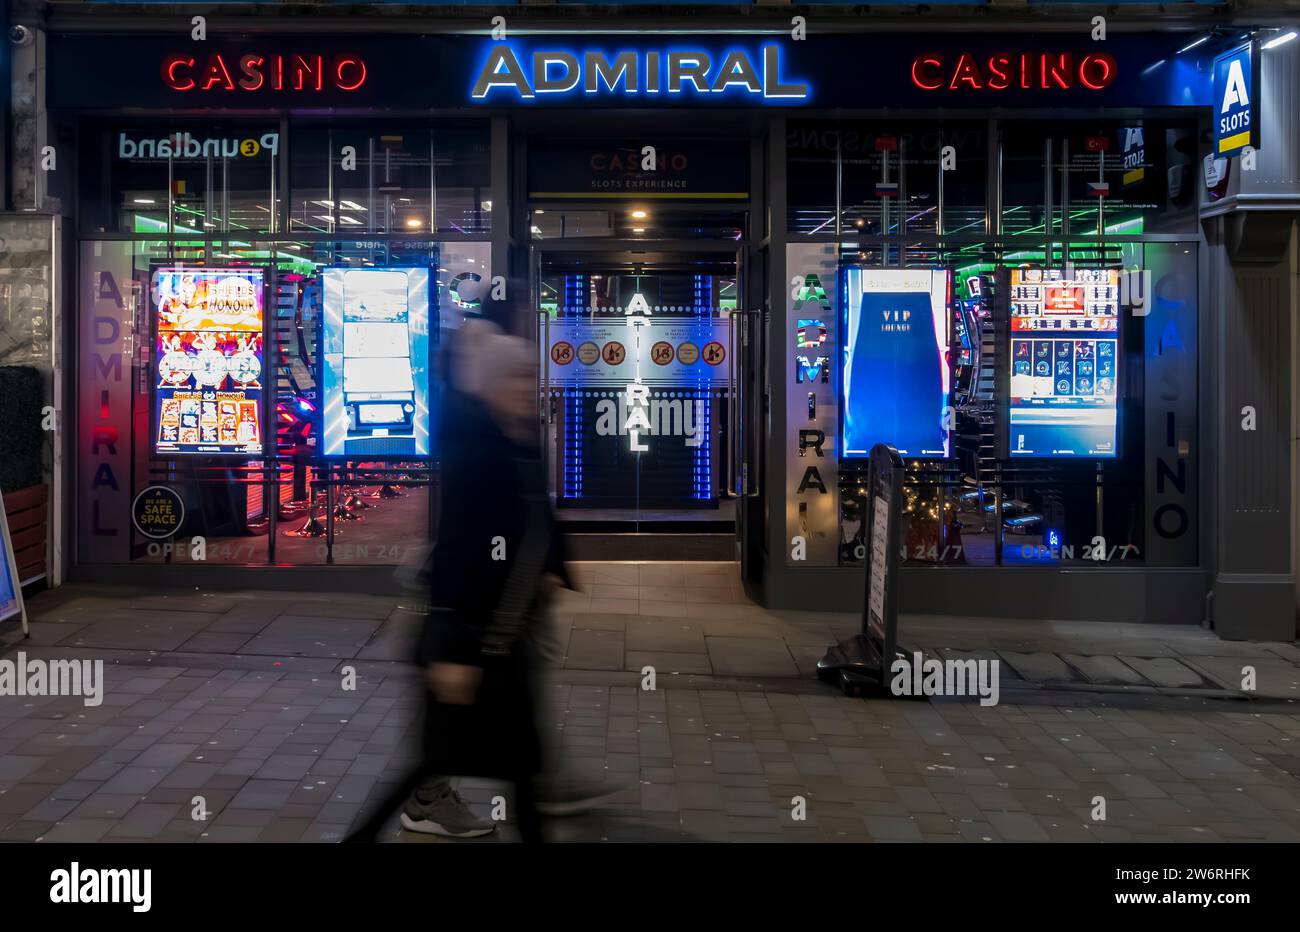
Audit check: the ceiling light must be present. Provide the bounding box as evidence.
[631,209,648,219]
[481,200,492,212]
[406,218,422,229]
[313,199,335,208]
[339,200,366,211]
[1177,35,1210,54]
[1264,31,1297,50]
[632,227,646,233]
[534,209,545,215]
[132,198,155,205]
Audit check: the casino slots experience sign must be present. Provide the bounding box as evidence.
[151,266,266,458]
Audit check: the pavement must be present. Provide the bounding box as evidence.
[1,562,1298,843]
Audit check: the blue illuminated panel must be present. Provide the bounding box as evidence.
[692,275,714,501]
[840,268,952,459]
[319,267,432,459]
[559,273,588,501]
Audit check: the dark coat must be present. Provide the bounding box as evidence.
[416,386,569,779]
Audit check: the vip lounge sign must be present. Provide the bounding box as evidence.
[1213,41,1259,158]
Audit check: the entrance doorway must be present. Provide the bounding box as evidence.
[534,240,747,555]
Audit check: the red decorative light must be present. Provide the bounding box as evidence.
[909,52,1118,92]
[162,52,368,93]
[910,54,944,91]
[336,56,367,92]
[162,56,196,91]
[1079,53,1117,90]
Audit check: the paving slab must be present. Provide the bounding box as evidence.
[706,637,800,678]
[1062,654,1154,687]
[1119,656,1214,689]
[997,651,1083,684]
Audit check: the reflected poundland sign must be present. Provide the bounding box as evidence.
[118,131,280,159]
[471,44,810,102]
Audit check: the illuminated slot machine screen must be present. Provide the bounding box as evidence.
[1007,268,1120,458]
[152,266,266,458]
[840,268,952,459]
[320,267,431,458]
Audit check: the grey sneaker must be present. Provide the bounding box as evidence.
[400,788,496,838]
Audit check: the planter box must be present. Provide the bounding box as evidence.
[1,484,48,585]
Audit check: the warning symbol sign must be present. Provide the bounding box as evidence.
[650,341,675,366]
[702,341,726,366]
[550,341,575,365]
[577,341,600,365]
[601,341,626,365]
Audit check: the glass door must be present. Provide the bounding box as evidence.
[536,245,739,534]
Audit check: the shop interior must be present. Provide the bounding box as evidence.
[69,113,1200,579]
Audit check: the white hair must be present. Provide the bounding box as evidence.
[452,317,536,405]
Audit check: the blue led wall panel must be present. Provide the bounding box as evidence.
[840,268,952,460]
[319,267,432,459]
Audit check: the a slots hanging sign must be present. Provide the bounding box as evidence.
[152,266,266,458]
[1212,41,1259,158]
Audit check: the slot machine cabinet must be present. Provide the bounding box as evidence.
[341,274,418,450]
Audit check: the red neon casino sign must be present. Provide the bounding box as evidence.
[910,52,1118,92]
[162,53,368,93]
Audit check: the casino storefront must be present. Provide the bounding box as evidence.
[22,13,1299,638]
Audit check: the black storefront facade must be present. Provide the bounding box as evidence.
[13,9,1300,640]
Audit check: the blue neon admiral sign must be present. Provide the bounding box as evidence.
[1212,41,1258,157]
[470,43,811,103]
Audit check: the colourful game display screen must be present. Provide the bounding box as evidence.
[841,268,952,459]
[152,266,266,458]
[1007,268,1120,458]
[320,267,431,459]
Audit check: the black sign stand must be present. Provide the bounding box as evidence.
[817,443,910,697]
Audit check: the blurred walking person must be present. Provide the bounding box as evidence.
[345,313,569,843]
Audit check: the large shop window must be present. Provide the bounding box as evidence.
[787,120,987,237]
[75,237,492,568]
[787,118,1198,238]
[1000,119,1199,236]
[824,241,1198,570]
[289,123,491,235]
[79,121,281,236]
